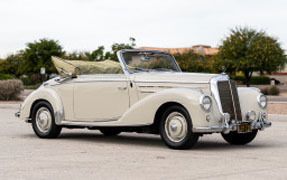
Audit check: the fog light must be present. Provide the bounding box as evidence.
[246,111,256,121]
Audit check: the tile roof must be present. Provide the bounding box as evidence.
[138,45,219,56]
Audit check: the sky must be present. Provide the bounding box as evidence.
[0,0,286,58]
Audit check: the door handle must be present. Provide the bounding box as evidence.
[118,86,127,90]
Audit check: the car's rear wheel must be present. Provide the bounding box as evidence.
[31,101,62,138]
[221,130,258,145]
[100,128,121,136]
[159,105,199,149]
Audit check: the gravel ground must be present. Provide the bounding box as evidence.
[0,104,286,180]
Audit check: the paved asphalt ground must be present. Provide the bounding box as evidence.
[1,104,287,180]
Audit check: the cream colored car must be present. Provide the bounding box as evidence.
[15,49,271,149]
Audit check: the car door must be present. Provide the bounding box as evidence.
[73,74,129,122]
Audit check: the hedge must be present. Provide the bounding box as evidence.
[0,79,24,100]
[0,74,14,80]
[232,75,271,85]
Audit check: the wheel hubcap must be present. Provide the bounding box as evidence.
[165,112,188,143]
[36,107,52,133]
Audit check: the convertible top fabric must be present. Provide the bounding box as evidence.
[51,56,123,77]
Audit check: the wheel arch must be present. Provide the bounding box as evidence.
[153,102,190,134]
[20,87,65,124]
[30,99,54,118]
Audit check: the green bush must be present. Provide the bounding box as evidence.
[20,74,42,86]
[260,86,280,96]
[0,74,14,80]
[20,76,34,86]
[232,75,271,85]
[251,76,271,85]
[0,79,24,100]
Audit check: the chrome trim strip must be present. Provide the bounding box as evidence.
[59,120,151,127]
[135,80,208,84]
[210,75,229,114]
[193,126,224,133]
[138,85,174,88]
[228,80,238,121]
[139,91,156,93]
[74,79,128,83]
[60,117,120,126]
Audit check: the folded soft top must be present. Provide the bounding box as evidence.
[51,56,123,77]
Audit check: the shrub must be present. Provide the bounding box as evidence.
[261,87,269,95]
[251,76,271,85]
[20,76,34,86]
[20,74,42,86]
[0,79,24,101]
[0,74,14,80]
[269,86,280,95]
[260,86,280,96]
[232,75,270,85]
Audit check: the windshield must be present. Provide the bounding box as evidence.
[122,51,181,73]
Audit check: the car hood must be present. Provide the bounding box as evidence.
[133,72,221,84]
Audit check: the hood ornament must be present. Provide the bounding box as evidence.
[221,66,226,75]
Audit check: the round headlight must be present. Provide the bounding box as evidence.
[200,95,212,112]
[257,94,267,109]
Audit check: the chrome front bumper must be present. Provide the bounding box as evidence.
[193,113,272,134]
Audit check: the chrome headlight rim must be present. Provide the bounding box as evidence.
[257,93,268,109]
[200,95,212,112]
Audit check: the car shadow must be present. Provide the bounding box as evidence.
[194,139,273,151]
[55,132,273,150]
[58,132,166,149]
[22,132,274,150]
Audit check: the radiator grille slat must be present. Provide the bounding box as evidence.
[217,80,242,121]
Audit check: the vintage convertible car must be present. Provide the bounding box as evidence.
[15,49,271,149]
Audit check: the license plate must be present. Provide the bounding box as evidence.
[238,123,252,133]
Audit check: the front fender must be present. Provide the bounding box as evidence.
[111,88,222,127]
[19,86,64,124]
[238,87,267,121]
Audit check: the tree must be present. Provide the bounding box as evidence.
[174,50,214,73]
[85,46,105,61]
[22,39,65,76]
[63,51,88,60]
[215,27,287,86]
[5,53,24,78]
[105,37,136,60]
[0,59,9,74]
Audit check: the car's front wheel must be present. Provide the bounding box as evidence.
[31,101,62,138]
[159,105,199,149]
[221,130,258,145]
